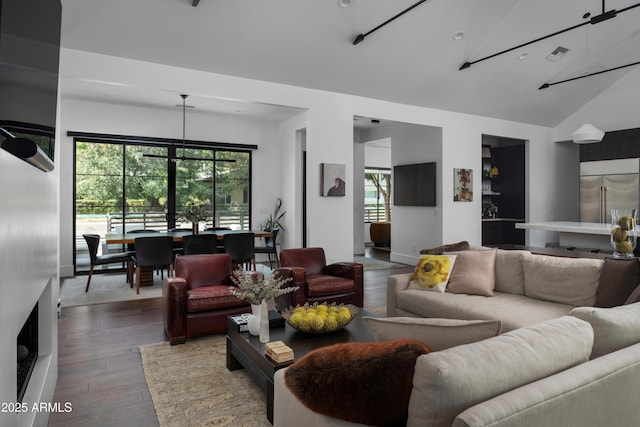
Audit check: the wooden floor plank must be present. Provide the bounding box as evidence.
[49,253,411,426]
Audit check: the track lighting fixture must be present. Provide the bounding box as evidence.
[458,1,640,71]
[352,0,429,45]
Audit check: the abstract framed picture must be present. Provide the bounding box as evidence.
[454,168,473,202]
[321,163,346,197]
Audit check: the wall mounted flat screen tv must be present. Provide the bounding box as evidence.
[393,162,436,206]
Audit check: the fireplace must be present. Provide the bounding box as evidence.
[17,303,38,402]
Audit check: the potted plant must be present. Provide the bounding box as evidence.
[181,201,209,234]
[260,198,286,231]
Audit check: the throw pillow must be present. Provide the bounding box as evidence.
[284,338,431,426]
[523,254,603,307]
[420,240,470,255]
[364,316,502,351]
[494,249,530,295]
[569,302,640,358]
[409,255,457,292]
[595,258,640,307]
[446,249,497,296]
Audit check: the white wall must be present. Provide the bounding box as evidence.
[59,48,563,266]
[554,67,640,141]
[0,149,58,427]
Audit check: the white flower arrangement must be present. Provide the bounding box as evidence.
[229,269,297,305]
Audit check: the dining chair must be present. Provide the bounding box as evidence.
[223,232,256,271]
[206,227,231,252]
[182,233,218,255]
[82,234,132,292]
[168,227,193,256]
[130,236,175,294]
[254,227,280,268]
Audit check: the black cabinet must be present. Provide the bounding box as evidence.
[482,220,525,246]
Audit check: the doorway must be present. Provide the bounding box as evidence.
[481,135,527,246]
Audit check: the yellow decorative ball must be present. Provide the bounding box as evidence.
[293,307,306,314]
[328,306,339,314]
[311,316,325,331]
[619,216,636,231]
[325,316,339,331]
[289,313,303,327]
[337,311,351,326]
[611,227,627,242]
[306,308,317,315]
[316,304,328,312]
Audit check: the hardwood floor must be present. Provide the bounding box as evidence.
[49,252,412,427]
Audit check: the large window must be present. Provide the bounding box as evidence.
[74,137,252,273]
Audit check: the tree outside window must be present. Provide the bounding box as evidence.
[364,168,391,222]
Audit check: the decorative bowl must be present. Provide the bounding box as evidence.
[281,302,358,334]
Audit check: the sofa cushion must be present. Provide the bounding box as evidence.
[523,254,603,306]
[284,338,431,426]
[305,275,355,297]
[595,257,640,307]
[409,255,457,292]
[364,316,502,351]
[494,249,530,295]
[447,249,497,296]
[569,302,640,358]
[186,286,248,313]
[407,316,594,427]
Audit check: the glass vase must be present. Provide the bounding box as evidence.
[610,208,637,258]
[259,299,270,343]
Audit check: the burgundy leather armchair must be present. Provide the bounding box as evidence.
[163,254,250,345]
[274,247,364,310]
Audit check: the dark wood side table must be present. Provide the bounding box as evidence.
[226,308,376,423]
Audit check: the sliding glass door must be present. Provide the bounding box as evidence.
[74,140,251,273]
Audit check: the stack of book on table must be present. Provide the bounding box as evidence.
[265,341,294,362]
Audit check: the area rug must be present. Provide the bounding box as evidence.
[140,334,270,427]
[60,273,163,308]
[354,255,406,271]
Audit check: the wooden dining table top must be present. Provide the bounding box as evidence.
[105,229,272,244]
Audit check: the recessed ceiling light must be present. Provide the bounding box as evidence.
[452,31,465,41]
[338,0,352,8]
[517,52,528,61]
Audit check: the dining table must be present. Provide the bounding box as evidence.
[104,229,272,245]
[104,229,273,287]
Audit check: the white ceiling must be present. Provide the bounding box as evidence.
[59,0,640,127]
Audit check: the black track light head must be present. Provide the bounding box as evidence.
[353,34,365,45]
[458,62,471,71]
[538,83,550,90]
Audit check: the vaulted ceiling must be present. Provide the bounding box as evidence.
[60,0,640,127]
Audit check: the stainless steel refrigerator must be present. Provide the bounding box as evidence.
[580,159,640,223]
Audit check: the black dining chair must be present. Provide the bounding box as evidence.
[83,234,132,292]
[130,236,175,294]
[206,227,231,252]
[254,227,280,268]
[223,232,256,271]
[168,227,193,256]
[182,234,219,255]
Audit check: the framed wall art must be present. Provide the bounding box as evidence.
[454,168,473,202]
[321,163,346,197]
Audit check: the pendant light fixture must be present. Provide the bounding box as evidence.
[144,94,235,163]
[571,123,605,144]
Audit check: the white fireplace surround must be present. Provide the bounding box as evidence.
[0,149,58,427]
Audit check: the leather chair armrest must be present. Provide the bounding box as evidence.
[274,267,308,310]
[163,277,188,345]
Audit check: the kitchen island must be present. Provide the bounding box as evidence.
[515,221,614,252]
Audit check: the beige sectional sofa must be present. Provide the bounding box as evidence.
[274,305,640,426]
[389,248,623,331]
[273,248,640,426]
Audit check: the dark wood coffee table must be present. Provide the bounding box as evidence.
[226,307,376,423]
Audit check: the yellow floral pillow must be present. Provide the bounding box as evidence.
[409,255,457,292]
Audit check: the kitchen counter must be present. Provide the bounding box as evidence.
[482,218,525,222]
[516,221,613,251]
